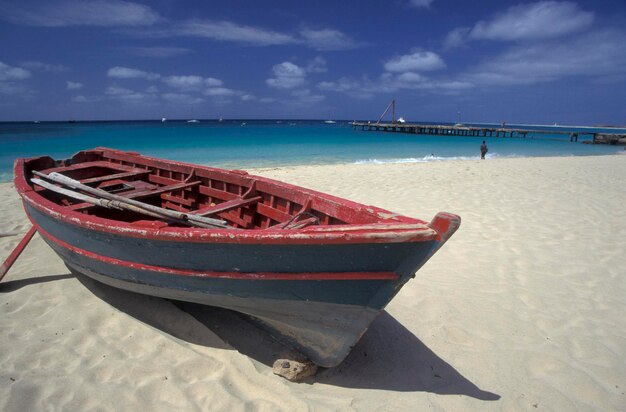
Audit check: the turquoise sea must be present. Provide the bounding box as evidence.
[1,119,624,182]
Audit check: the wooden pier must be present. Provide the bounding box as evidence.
[355,100,625,145]
[352,122,592,142]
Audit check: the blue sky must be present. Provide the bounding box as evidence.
[1,0,625,124]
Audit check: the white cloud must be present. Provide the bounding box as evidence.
[171,20,297,46]
[0,0,161,27]
[290,89,325,104]
[240,94,256,101]
[105,85,157,101]
[396,72,425,83]
[408,0,435,8]
[122,46,193,58]
[300,29,359,51]
[463,29,626,86]
[204,78,223,87]
[259,97,277,104]
[471,1,594,42]
[266,62,306,89]
[0,62,32,96]
[384,51,446,72]
[0,82,29,95]
[443,27,471,49]
[318,76,389,99]
[105,85,134,96]
[21,61,68,73]
[67,81,83,90]
[72,95,101,103]
[318,71,473,98]
[0,61,31,80]
[307,57,328,73]
[204,87,240,96]
[133,19,359,51]
[161,75,223,90]
[107,66,160,80]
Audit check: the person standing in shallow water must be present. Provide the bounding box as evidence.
[480,141,488,159]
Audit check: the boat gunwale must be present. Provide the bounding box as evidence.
[14,151,438,245]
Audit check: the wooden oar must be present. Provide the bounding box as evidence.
[32,171,230,229]
[0,226,37,282]
[31,178,221,229]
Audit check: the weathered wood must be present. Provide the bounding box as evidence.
[195,196,262,216]
[33,171,230,229]
[81,169,150,185]
[257,203,292,224]
[32,178,124,210]
[32,178,189,225]
[0,226,37,282]
[39,160,136,175]
[125,180,201,200]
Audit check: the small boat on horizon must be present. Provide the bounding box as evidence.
[324,120,336,124]
[187,119,200,124]
[14,148,460,367]
[161,117,167,123]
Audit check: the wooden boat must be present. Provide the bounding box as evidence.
[14,147,460,367]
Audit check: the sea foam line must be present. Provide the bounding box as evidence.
[353,154,499,164]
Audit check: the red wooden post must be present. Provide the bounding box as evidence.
[0,226,37,282]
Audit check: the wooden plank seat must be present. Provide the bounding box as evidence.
[195,196,263,217]
[124,181,201,200]
[80,169,150,186]
[64,180,200,213]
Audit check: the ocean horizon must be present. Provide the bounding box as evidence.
[1,119,624,183]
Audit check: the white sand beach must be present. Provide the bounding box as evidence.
[1,155,625,410]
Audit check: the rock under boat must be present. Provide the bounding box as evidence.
[14,147,460,367]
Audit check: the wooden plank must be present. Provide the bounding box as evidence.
[40,160,135,175]
[198,186,239,201]
[34,172,229,228]
[148,174,184,186]
[287,217,319,229]
[99,148,254,186]
[0,226,37,281]
[163,201,188,212]
[125,181,201,200]
[161,193,195,207]
[217,210,250,228]
[81,169,150,185]
[256,203,292,223]
[195,196,262,216]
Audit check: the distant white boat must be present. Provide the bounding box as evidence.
[324,120,336,124]
[241,122,247,126]
[161,117,167,123]
[218,117,223,122]
[397,117,406,124]
[187,119,200,124]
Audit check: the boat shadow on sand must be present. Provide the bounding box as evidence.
[74,274,498,399]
